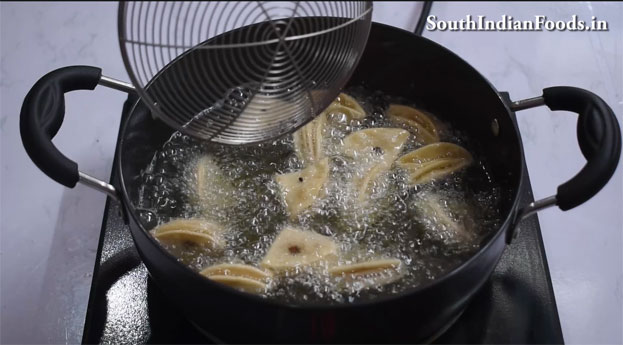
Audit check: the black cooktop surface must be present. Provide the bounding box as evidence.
[82,93,564,344]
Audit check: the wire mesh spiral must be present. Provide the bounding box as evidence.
[118,1,372,144]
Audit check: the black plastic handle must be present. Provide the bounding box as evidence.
[542,86,621,211]
[20,66,102,187]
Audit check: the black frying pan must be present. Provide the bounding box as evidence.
[20,22,620,343]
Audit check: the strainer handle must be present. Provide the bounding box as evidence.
[20,65,133,200]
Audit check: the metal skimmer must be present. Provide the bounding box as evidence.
[118,1,373,144]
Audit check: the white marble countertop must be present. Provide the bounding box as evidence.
[1,2,621,344]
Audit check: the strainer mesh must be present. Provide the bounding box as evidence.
[118,1,372,144]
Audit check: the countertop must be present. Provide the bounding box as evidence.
[1,2,621,344]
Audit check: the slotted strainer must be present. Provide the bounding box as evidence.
[118,1,373,144]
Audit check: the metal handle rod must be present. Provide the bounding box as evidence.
[72,75,135,202]
[99,75,135,93]
[509,95,557,234]
[518,195,557,220]
[510,96,545,112]
[79,171,119,201]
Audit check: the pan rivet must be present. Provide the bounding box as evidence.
[491,118,500,136]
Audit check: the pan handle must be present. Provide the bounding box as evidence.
[20,65,135,201]
[510,86,621,228]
